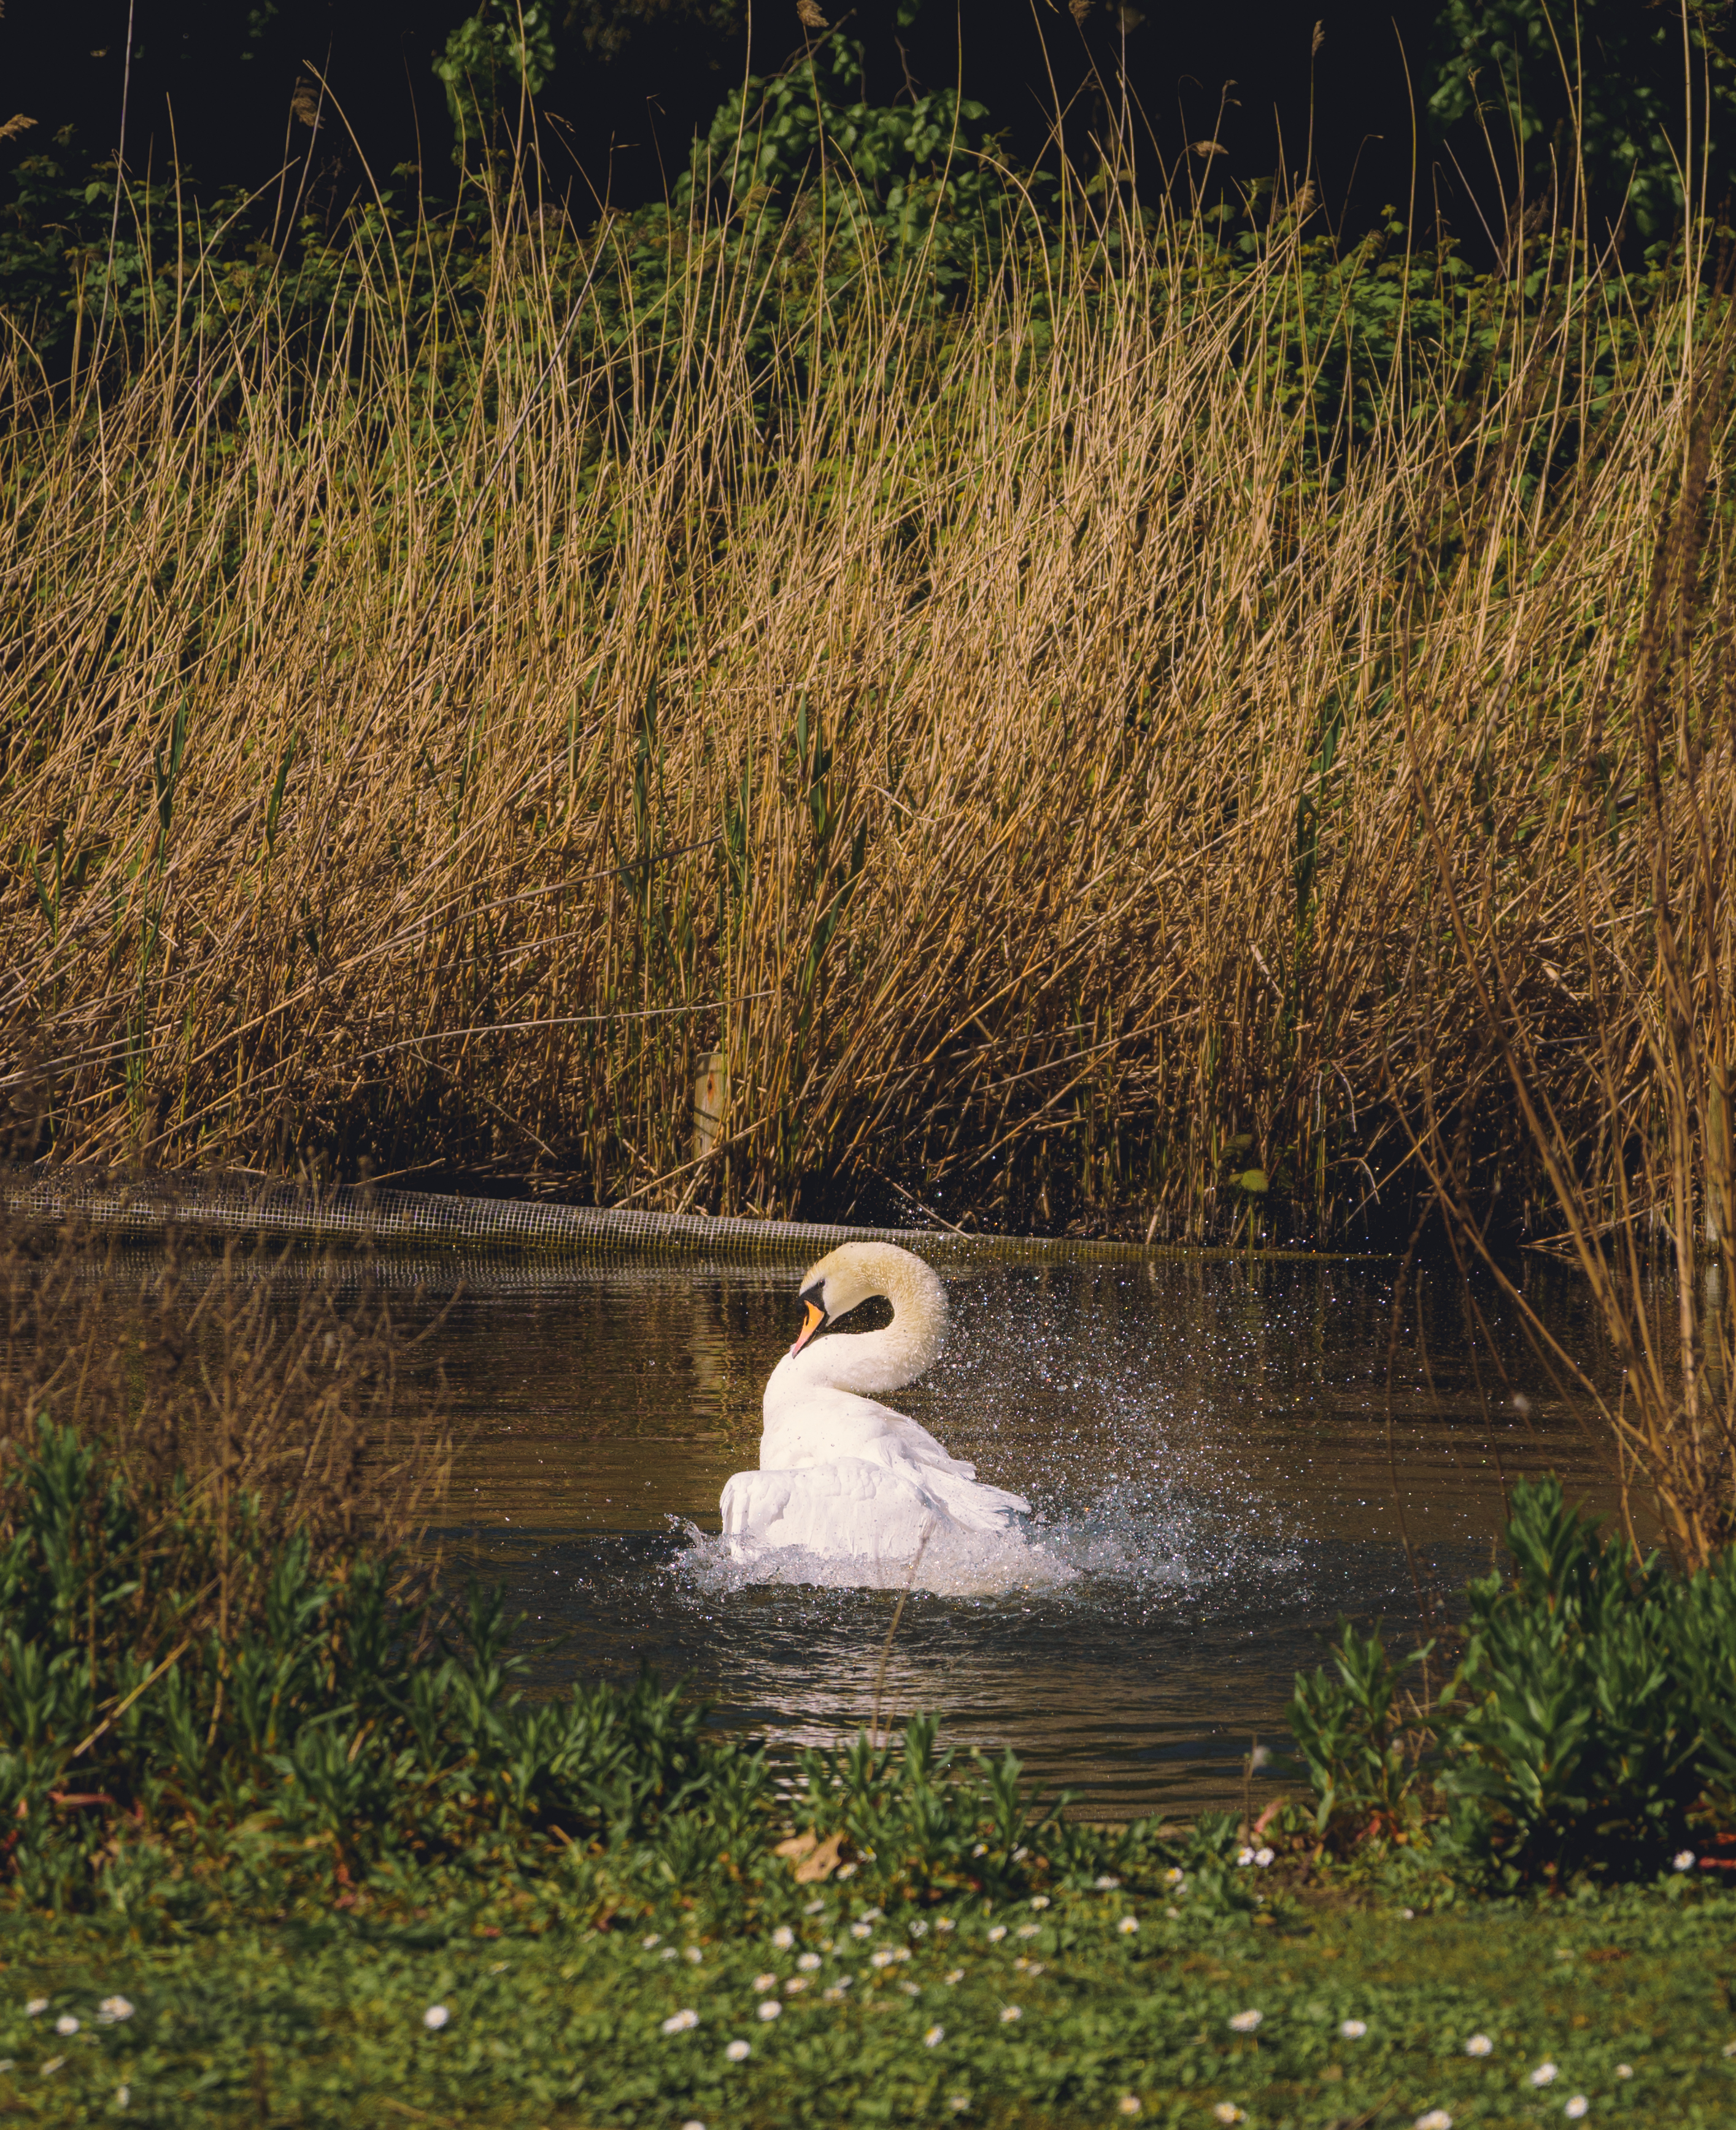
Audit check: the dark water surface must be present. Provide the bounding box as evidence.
[394,1249,1616,1817]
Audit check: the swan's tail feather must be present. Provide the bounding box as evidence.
[904,1464,1030,1532]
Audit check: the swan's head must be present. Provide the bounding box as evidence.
[788,1240,949,1359]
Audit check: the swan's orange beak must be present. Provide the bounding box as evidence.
[790,1298,825,1358]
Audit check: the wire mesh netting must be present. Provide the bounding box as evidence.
[2,1164,1190,1270]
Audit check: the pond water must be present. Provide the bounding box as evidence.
[399,1246,1616,1818]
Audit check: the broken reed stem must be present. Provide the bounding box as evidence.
[869,1519,933,1750]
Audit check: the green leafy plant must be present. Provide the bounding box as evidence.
[1287,1618,1435,1853]
[676,26,1022,290]
[1436,1477,1736,1883]
[1429,0,1736,241]
[433,1,558,168]
[1285,1479,1736,1885]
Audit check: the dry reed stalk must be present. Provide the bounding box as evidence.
[0,159,1730,1255]
[0,1222,455,1621]
[1389,234,1736,1565]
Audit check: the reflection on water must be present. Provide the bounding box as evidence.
[395,1249,1616,1815]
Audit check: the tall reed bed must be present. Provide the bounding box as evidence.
[1397,311,1736,1566]
[1,162,1730,1249]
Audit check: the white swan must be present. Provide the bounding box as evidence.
[719,1241,1030,1562]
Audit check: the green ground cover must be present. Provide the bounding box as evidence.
[1,1873,1732,2126]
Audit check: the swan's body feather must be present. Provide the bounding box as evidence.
[720,1241,1029,1563]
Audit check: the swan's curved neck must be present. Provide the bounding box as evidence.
[767,1256,947,1408]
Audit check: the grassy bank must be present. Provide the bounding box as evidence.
[4,92,1734,1240]
[3,1872,1735,2126]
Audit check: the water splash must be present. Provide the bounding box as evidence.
[668,1486,1301,1602]
[671,1518,1076,1597]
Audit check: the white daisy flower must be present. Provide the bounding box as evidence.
[683,1946,703,1964]
[660,2008,700,2035]
[1117,2098,1142,2118]
[1096,1875,1121,1890]
[97,1997,134,2023]
[851,1923,874,1940]
[1211,2108,1244,2126]
[725,2040,751,2062]
[754,1974,779,1993]
[987,1926,1007,1943]
[1614,2065,1632,2078]
[1000,2005,1022,2023]
[1413,2113,1452,2130]
[1017,1924,1040,1939]
[1339,2019,1367,2039]
[1465,2033,1494,2056]
[1672,1851,1695,1872]
[771,1927,794,1950]
[1227,2008,1262,2034]
[39,2058,64,2078]
[924,2024,945,2047]
[757,1999,782,2022]
[946,1968,964,1983]
[642,1933,662,1949]
[25,2002,47,2019]
[1254,1847,1275,1867]
[53,2017,79,2037]
[1029,1896,1050,1910]
[1529,2062,1558,2086]
[1564,2099,1588,2120]
[797,1952,822,1970]
[909,1920,928,1937]
[1119,1916,1140,1934]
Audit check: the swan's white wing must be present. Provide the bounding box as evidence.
[721,1457,945,1559]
